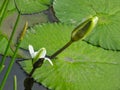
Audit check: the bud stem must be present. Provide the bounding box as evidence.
[50,40,73,59]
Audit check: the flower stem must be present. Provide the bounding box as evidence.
[0,21,27,90]
[0,13,21,73]
[0,0,10,26]
[29,68,36,77]
[13,75,17,90]
[50,40,73,59]
[0,40,21,90]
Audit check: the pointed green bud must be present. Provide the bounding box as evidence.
[19,22,28,41]
[71,16,98,41]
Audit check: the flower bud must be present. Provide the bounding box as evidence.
[71,16,98,41]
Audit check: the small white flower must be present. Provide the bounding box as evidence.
[28,45,53,66]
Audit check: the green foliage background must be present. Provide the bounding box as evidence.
[0,0,120,90]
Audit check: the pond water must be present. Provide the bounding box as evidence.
[0,56,49,90]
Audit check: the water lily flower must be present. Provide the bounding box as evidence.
[28,45,53,66]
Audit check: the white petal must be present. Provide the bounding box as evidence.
[44,58,53,66]
[28,45,35,58]
[39,48,46,58]
[34,52,38,57]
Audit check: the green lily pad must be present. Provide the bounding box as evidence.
[19,23,120,90]
[20,23,74,56]
[7,0,16,11]
[15,0,52,14]
[53,0,120,50]
[0,33,13,56]
[0,0,15,12]
[0,0,16,20]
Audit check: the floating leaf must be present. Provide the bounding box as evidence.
[0,0,15,12]
[20,23,74,56]
[15,0,52,14]
[19,23,120,90]
[7,0,16,11]
[53,0,120,50]
[0,0,16,20]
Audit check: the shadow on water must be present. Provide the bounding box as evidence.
[0,55,49,90]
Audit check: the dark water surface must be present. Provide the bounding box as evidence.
[0,56,48,90]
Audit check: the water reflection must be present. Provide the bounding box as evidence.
[24,77,34,90]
